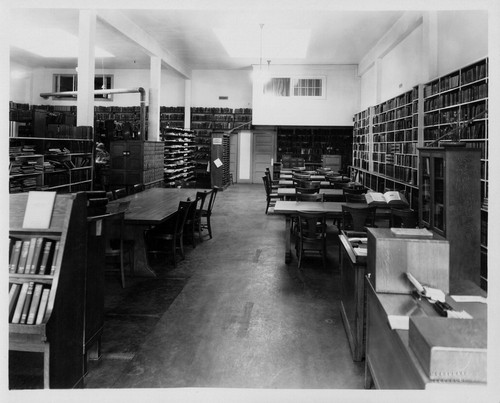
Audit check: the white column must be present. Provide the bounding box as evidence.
[375,58,383,105]
[184,80,192,130]
[149,56,161,141]
[76,9,96,127]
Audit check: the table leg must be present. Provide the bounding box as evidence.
[126,224,157,277]
[285,215,291,263]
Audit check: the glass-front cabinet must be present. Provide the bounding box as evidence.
[418,146,481,290]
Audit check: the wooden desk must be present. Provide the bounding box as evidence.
[279,180,331,188]
[273,201,344,263]
[280,174,326,180]
[339,231,367,362]
[277,188,343,201]
[365,278,487,390]
[107,188,198,277]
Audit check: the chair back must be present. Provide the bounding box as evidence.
[342,205,377,231]
[130,183,145,194]
[293,173,311,181]
[297,193,324,202]
[113,188,127,199]
[297,211,327,241]
[390,208,418,228]
[296,186,320,195]
[205,187,218,215]
[196,191,209,214]
[343,187,366,195]
[174,200,193,239]
[344,193,367,203]
[104,211,126,254]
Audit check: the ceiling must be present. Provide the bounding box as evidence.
[9,6,405,77]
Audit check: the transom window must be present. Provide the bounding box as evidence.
[53,74,113,100]
[263,76,325,98]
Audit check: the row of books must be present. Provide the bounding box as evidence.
[373,90,413,114]
[372,105,413,124]
[9,282,51,325]
[9,237,60,275]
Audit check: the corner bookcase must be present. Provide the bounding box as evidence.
[9,192,87,389]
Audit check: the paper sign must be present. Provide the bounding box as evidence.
[214,158,223,168]
[22,191,57,229]
[212,138,223,145]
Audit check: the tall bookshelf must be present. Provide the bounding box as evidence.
[422,58,488,290]
[160,106,185,129]
[276,126,353,171]
[9,104,94,194]
[9,192,87,388]
[351,88,420,208]
[350,57,488,290]
[161,127,196,187]
[210,131,231,189]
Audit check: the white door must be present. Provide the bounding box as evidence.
[252,128,276,183]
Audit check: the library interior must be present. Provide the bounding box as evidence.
[5,2,500,402]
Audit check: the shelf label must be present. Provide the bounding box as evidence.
[22,191,56,229]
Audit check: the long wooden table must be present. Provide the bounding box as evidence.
[277,187,343,201]
[107,187,198,277]
[280,174,326,180]
[279,180,331,188]
[273,200,344,263]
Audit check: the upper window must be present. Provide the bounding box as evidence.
[263,76,325,99]
[53,74,114,100]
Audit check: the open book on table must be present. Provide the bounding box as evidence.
[364,191,409,207]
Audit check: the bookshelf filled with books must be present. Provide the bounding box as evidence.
[422,57,488,290]
[161,127,196,187]
[9,192,87,389]
[160,106,185,129]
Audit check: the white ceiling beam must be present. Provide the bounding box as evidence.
[97,9,191,79]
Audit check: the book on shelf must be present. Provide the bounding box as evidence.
[9,240,23,273]
[20,281,35,324]
[38,240,54,275]
[16,241,31,274]
[35,288,51,325]
[9,283,22,322]
[24,237,38,275]
[50,241,60,276]
[27,283,44,325]
[29,237,44,274]
[365,191,409,207]
[11,282,29,324]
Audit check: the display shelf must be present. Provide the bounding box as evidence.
[161,127,196,187]
[9,135,94,194]
[210,131,231,189]
[9,192,87,389]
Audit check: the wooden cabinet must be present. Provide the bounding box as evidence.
[9,192,87,388]
[418,146,481,290]
[210,132,230,188]
[339,231,367,362]
[109,140,164,190]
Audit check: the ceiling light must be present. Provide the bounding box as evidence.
[10,27,114,58]
[214,26,310,59]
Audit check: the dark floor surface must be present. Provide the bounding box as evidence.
[10,184,365,394]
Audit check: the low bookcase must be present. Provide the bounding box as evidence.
[9,192,87,389]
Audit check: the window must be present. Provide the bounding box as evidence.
[53,74,114,100]
[262,76,325,98]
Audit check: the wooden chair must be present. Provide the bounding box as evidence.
[145,200,193,267]
[200,187,219,238]
[130,183,145,194]
[104,211,135,288]
[265,168,279,190]
[297,193,324,202]
[342,205,377,231]
[184,194,204,248]
[296,211,328,270]
[113,188,127,199]
[295,186,320,195]
[263,176,281,215]
[293,173,311,181]
[390,208,418,228]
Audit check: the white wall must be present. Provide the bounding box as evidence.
[252,64,359,126]
[437,10,488,77]
[358,10,488,110]
[190,70,252,108]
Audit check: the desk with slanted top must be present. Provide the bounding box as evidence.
[107,188,198,276]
